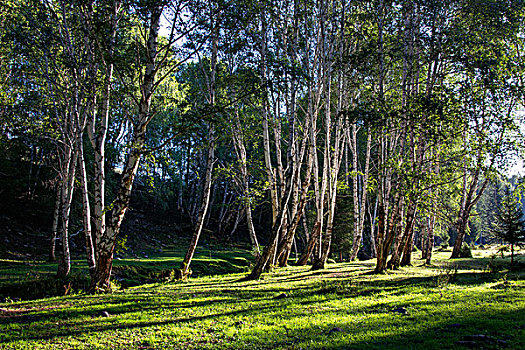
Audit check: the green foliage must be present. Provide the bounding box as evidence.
[491,189,525,249]
[472,178,507,244]
[114,235,129,256]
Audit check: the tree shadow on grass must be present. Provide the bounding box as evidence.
[0,300,284,343]
[2,284,524,349]
[240,307,525,350]
[1,257,525,348]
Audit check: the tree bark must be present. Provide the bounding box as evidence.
[297,222,321,266]
[451,166,490,258]
[90,3,160,290]
[231,107,259,254]
[180,125,215,278]
[49,185,61,262]
[349,127,372,261]
[57,147,78,278]
[425,215,436,264]
[179,4,220,278]
[77,133,96,277]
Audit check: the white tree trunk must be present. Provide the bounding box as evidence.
[57,146,78,278]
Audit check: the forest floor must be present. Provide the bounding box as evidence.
[0,248,524,349]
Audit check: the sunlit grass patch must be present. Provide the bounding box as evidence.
[0,248,524,349]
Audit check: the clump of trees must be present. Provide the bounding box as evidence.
[1,0,524,289]
[491,188,525,265]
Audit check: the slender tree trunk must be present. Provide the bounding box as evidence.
[179,6,219,278]
[276,166,311,266]
[88,62,113,257]
[180,126,215,278]
[312,112,345,270]
[245,204,259,252]
[91,125,147,289]
[369,196,378,258]
[375,203,388,272]
[451,177,490,258]
[297,222,321,265]
[205,184,216,228]
[259,9,278,228]
[451,123,491,258]
[231,107,260,254]
[49,185,61,262]
[276,115,313,267]
[389,201,417,269]
[451,215,469,258]
[244,193,291,279]
[425,215,436,264]
[421,226,428,260]
[57,147,78,278]
[400,213,417,266]
[349,125,361,260]
[376,190,404,273]
[86,1,120,290]
[246,143,298,279]
[217,182,229,234]
[350,128,372,260]
[228,207,243,239]
[302,211,310,245]
[77,133,96,277]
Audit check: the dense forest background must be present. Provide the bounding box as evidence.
[0,0,524,290]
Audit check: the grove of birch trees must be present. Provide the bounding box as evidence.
[1,0,524,288]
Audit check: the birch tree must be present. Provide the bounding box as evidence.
[179,0,222,279]
[84,0,197,290]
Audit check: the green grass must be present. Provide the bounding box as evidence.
[0,248,524,349]
[0,245,254,298]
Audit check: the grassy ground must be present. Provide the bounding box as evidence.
[0,245,253,299]
[0,248,524,349]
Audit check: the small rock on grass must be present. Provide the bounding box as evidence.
[496,340,509,347]
[446,323,463,329]
[328,327,344,335]
[454,340,477,348]
[274,293,288,299]
[456,334,509,348]
[392,307,408,315]
[463,335,496,343]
